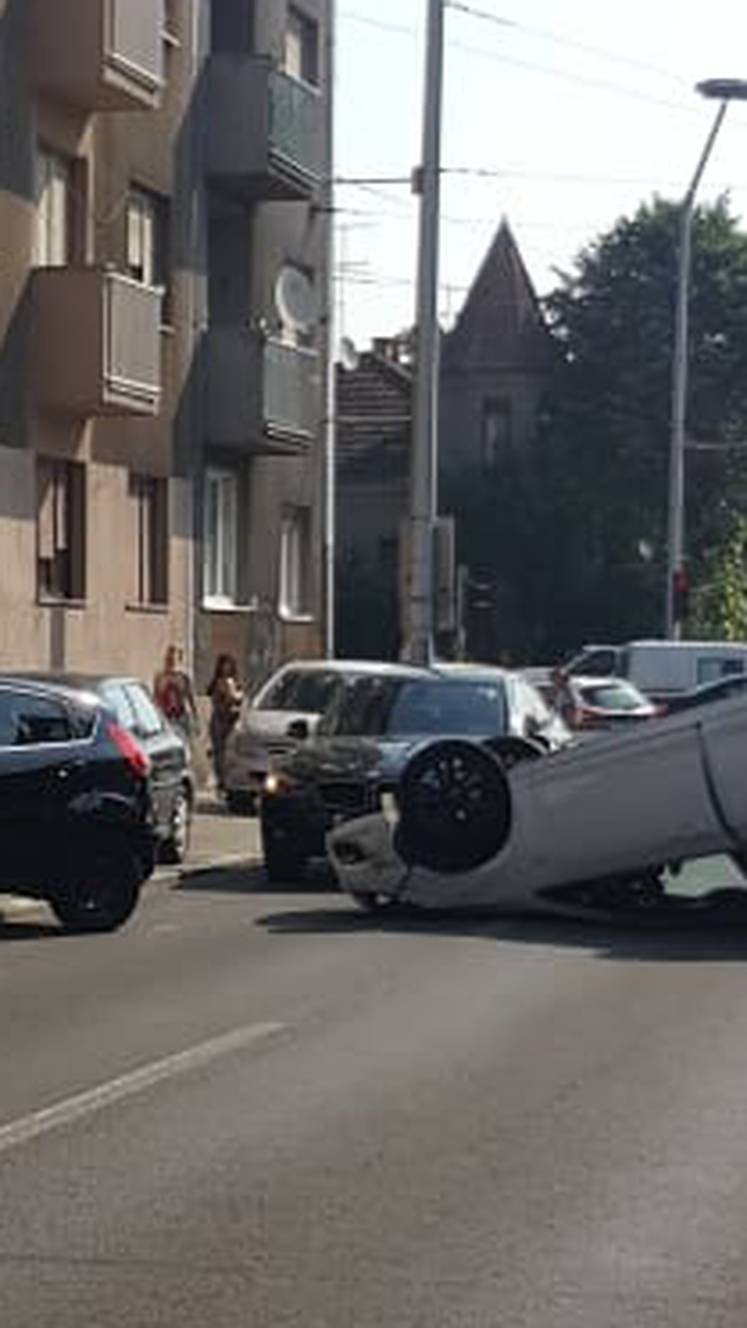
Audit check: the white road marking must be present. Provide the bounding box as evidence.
[0,1022,286,1159]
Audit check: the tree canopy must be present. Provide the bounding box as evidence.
[445,196,747,661]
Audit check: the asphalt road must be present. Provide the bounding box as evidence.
[3,852,747,1327]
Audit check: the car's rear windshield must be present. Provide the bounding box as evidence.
[577,681,646,711]
[322,678,508,738]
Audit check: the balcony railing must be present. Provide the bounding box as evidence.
[32,0,164,112]
[206,56,324,201]
[33,268,163,417]
[207,327,318,454]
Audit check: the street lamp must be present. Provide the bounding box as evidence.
[665,76,747,639]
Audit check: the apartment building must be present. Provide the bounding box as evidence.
[0,0,331,689]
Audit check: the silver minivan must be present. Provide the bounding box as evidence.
[222,660,405,812]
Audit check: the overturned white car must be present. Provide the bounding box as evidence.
[327,691,747,918]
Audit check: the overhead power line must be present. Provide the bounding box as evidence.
[444,0,691,87]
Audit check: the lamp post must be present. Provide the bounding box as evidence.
[665,77,747,639]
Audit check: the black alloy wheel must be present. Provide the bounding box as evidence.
[49,843,142,933]
[397,740,512,874]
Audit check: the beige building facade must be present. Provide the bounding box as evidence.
[0,0,331,690]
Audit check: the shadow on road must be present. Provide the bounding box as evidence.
[254,902,747,963]
[175,860,339,897]
[0,919,62,943]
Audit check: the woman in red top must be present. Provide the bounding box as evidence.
[154,645,198,746]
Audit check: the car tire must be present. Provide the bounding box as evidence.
[225,789,257,816]
[160,786,192,865]
[397,739,512,875]
[262,832,307,886]
[49,844,142,933]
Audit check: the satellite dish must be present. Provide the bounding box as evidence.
[274,265,318,334]
[339,336,360,372]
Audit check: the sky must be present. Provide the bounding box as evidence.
[334,0,747,348]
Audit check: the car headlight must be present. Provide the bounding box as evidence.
[264,770,296,796]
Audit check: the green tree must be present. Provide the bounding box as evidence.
[534,195,747,655]
[689,514,747,641]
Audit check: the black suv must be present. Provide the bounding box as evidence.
[17,674,195,864]
[0,677,156,931]
[260,667,568,883]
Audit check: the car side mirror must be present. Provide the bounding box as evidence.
[287,718,309,741]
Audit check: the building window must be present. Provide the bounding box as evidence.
[482,397,513,471]
[37,458,86,602]
[130,475,169,606]
[285,6,319,86]
[126,187,171,316]
[279,506,311,618]
[34,148,73,267]
[203,468,238,605]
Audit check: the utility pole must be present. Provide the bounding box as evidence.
[665,98,728,640]
[322,0,337,657]
[402,0,444,666]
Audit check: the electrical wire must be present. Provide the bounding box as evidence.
[444,0,691,87]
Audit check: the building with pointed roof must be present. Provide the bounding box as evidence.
[440,219,554,481]
[335,222,553,659]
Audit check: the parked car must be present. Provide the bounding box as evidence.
[0,676,156,931]
[260,667,571,884]
[16,674,195,863]
[329,686,747,916]
[660,673,747,716]
[223,660,423,813]
[554,675,658,732]
[561,639,747,700]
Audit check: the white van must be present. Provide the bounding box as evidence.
[564,640,747,699]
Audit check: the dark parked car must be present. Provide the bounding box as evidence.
[17,674,195,863]
[260,668,570,883]
[660,673,747,716]
[0,677,156,931]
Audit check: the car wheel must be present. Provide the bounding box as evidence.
[49,844,142,933]
[225,789,257,816]
[397,739,512,875]
[160,786,192,865]
[262,832,307,886]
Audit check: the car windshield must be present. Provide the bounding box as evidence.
[578,681,647,711]
[322,678,508,738]
[257,670,341,715]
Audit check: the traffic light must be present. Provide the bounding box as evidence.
[673,567,690,622]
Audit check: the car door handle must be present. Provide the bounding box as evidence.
[54,759,85,781]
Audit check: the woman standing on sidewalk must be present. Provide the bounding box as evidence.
[207,654,244,794]
[154,644,199,748]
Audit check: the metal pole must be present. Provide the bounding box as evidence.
[403,0,444,666]
[322,0,336,657]
[665,100,728,638]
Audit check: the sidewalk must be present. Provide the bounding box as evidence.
[0,801,261,923]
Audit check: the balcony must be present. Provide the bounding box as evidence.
[33,268,163,418]
[32,0,164,112]
[207,327,318,455]
[206,56,324,202]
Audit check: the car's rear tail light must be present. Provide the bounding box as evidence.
[106,721,151,778]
